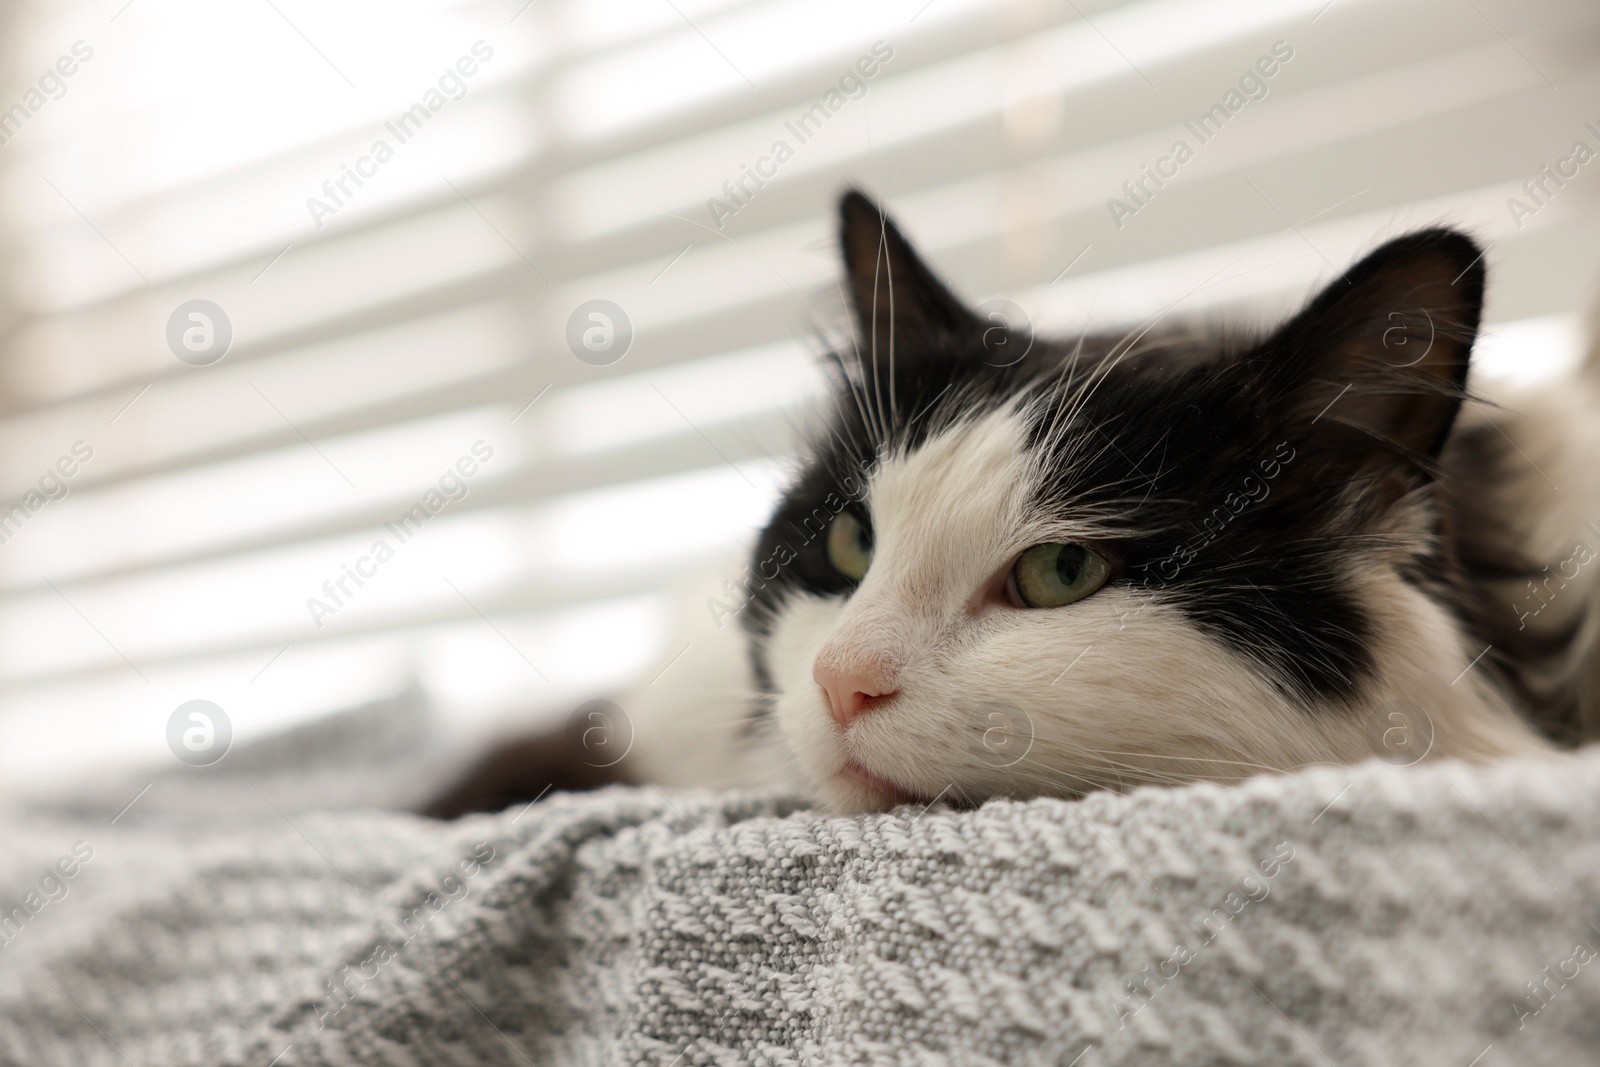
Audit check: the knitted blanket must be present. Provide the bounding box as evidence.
[2,739,1598,1065]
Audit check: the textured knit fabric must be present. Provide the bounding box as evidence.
[1,747,1598,1066]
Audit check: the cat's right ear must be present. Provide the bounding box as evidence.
[839,190,977,359]
[1264,228,1485,466]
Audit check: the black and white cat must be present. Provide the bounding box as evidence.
[433,191,1599,818]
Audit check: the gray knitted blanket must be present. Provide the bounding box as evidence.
[2,740,1598,1065]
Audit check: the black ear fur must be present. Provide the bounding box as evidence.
[1261,229,1485,480]
[838,190,977,360]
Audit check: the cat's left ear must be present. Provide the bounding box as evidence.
[1266,229,1485,464]
[838,189,978,358]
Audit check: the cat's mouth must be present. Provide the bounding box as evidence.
[840,761,940,808]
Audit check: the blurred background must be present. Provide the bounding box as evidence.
[0,0,1594,799]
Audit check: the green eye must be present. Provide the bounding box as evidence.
[826,511,873,581]
[1010,543,1109,608]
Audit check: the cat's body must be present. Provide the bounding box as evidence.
[429,192,1598,819]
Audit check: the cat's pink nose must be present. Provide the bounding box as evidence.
[814,660,898,729]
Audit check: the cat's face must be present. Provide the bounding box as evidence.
[741,192,1541,813]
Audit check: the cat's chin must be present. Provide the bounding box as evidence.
[825,760,945,814]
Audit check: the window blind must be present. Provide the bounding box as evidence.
[0,0,1594,787]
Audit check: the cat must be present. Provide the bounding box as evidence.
[426,190,1600,819]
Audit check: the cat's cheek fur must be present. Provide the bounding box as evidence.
[774,587,1348,813]
[1342,537,1555,763]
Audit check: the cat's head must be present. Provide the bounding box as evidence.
[742,190,1538,813]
